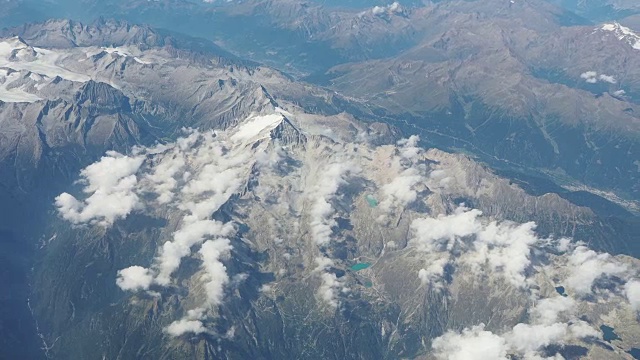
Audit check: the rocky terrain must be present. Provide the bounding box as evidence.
[0,20,638,359]
[1,2,640,360]
[7,0,637,206]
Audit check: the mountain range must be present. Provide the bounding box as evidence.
[0,1,640,359]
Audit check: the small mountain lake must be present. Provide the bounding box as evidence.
[555,286,568,297]
[350,263,371,271]
[365,195,378,207]
[600,325,621,342]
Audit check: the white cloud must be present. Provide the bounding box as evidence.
[598,74,617,84]
[470,221,540,288]
[432,324,509,360]
[198,239,232,305]
[372,6,386,15]
[379,168,423,213]
[506,323,567,354]
[155,219,235,285]
[55,151,145,226]
[556,238,572,253]
[255,145,283,168]
[388,1,402,13]
[531,296,576,324]
[580,71,598,83]
[165,319,207,336]
[579,71,617,84]
[378,136,426,215]
[624,280,640,311]
[568,320,599,339]
[411,207,540,288]
[164,308,208,337]
[565,246,627,295]
[410,207,483,252]
[309,172,347,312]
[317,272,340,309]
[116,266,154,291]
[145,146,185,204]
[434,315,596,360]
[372,2,403,16]
[397,135,421,161]
[314,256,335,272]
[418,257,449,287]
[309,162,353,246]
[180,161,249,222]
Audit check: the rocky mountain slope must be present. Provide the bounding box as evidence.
[0,19,638,360]
[38,87,640,360]
[3,1,640,204]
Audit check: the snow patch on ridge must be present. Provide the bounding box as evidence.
[0,37,91,82]
[600,22,640,50]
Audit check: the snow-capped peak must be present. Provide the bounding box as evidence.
[600,22,640,50]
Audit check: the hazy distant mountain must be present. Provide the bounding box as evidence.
[547,0,640,20]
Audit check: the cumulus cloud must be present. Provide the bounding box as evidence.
[598,74,617,83]
[164,308,208,337]
[372,2,403,16]
[317,272,340,309]
[309,162,353,246]
[397,135,421,161]
[565,245,627,295]
[432,324,509,360]
[199,239,232,305]
[165,319,207,337]
[372,6,386,15]
[63,113,348,335]
[255,144,284,168]
[568,320,599,339]
[580,71,598,83]
[179,147,250,222]
[116,266,154,291]
[145,146,186,204]
[531,296,576,324]
[433,289,595,357]
[155,219,235,286]
[580,71,617,84]
[55,151,145,226]
[314,256,335,272]
[418,257,449,287]
[113,121,271,296]
[555,237,572,253]
[434,314,597,360]
[307,161,354,309]
[506,320,596,357]
[378,136,426,216]
[411,206,541,288]
[470,220,540,288]
[624,280,640,310]
[410,207,483,252]
[506,323,568,355]
[612,89,626,97]
[379,168,423,213]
